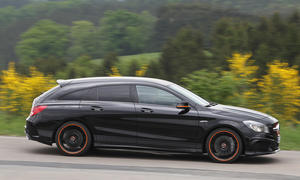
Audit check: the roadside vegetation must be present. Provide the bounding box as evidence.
[0,0,299,150]
[91,52,161,75]
[280,126,300,150]
[1,52,299,150]
[0,112,25,136]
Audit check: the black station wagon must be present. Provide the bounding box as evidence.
[25,77,280,163]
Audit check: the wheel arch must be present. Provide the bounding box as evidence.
[202,123,246,154]
[52,119,94,145]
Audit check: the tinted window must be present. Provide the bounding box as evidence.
[60,87,97,101]
[136,85,181,106]
[99,85,131,102]
[169,84,209,106]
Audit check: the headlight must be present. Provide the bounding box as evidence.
[243,120,269,133]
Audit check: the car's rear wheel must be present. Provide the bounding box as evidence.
[55,121,92,156]
[206,128,242,163]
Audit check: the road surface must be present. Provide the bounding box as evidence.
[0,136,299,180]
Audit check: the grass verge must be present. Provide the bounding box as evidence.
[280,125,300,150]
[0,113,26,136]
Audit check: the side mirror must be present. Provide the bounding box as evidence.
[176,102,191,109]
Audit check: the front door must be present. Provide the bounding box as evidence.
[134,85,200,151]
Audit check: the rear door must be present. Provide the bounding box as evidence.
[134,85,200,151]
[79,84,137,147]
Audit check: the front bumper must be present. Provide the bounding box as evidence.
[244,136,280,156]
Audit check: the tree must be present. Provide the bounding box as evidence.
[153,3,256,49]
[127,60,139,76]
[0,6,18,27]
[211,18,251,68]
[67,20,99,60]
[248,14,297,75]
[0,0,31,8]
[34,56,67,75]
[211,13,300,75]
[98,10,156,55]
[100,52,119,76]
[181,53,258,106]
[15,19,69,72]
[182,70,245,105]
[284,12,300,67]
[56,55,96,79]
[145,60,162,78]
[160,28,207,83]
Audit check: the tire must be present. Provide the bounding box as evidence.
[55,121,92,156]
[206,128,243,163]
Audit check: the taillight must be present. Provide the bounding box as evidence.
[30,105,47,117]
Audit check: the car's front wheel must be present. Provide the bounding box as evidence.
[206,128,243,163]
[55,121,92,156]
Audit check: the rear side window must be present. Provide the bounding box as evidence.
[99,85,131,102]
[60,87,97,101]
[35,85,60,103]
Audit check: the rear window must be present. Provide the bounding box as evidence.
[99,85,131,102]
[60,87,97,101]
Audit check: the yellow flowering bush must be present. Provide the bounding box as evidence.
[0,62,55,115]
[108,66,121,77]
[135,65,148,77]
[227,54,300,125]
[256,61,300,124]
[228,53,258,80]
[226,53,258,106]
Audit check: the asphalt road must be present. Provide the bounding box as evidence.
[0,136,299,180]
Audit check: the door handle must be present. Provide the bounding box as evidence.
[140,108,153,113]
[90,106,103,112]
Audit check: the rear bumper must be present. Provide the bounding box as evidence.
[244,136,280,156]
[25,121,52,145]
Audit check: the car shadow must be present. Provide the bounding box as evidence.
[27,146,280,164]
[236,155,280,164]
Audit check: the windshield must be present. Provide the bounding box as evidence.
[168,84,210,106]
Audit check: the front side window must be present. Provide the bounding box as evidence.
[168,84,209,106]
[60,87,97,101]
[99,85,132,102]
[136,85,181,106]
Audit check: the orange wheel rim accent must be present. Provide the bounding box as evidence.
[208,130,240,162]
[58,124,88,155]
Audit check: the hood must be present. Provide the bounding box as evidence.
[209,104,278,124]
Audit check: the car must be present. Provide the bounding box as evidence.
[25,77,280,163]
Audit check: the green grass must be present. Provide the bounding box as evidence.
[280,125,300,150]
[91,52,161,74]
[0,112,299,150]
[0,113,26,136]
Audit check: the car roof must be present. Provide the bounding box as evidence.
[57,77,174,87]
